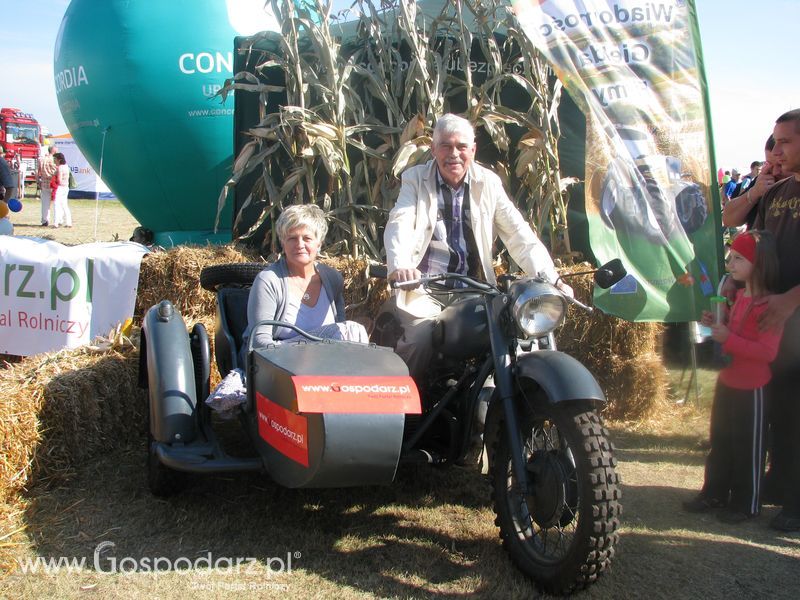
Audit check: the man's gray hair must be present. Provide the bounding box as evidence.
[276,204,329,244]
[432,113,475,145]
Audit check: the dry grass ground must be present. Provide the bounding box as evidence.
[2,368,799,599]
[7,185,140,245]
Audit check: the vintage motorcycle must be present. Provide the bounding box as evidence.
[369,260,626,594]
[140,258,625,595]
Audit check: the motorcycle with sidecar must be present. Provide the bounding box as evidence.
[139,258,626,595]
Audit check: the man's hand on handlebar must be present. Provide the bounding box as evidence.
[388,268,423,290]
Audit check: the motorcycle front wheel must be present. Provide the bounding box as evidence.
[490,401,620,595]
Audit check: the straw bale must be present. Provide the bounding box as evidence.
[0,343,144,503]
[134,244,261,332]
[555,263,665,418]
[598,352,669,420]
[321,255,390,324]
[136,248,390,330]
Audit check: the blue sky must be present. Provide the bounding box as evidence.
[1,0,797,172]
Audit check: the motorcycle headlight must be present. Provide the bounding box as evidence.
[509,280,567,337]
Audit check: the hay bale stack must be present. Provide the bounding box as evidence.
[134,248,390,332]
[0,344,143,503]
[556,263,667,419]
[324,256,390,322]
[134,244,261,330]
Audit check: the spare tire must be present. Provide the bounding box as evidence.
[199,263,265,291]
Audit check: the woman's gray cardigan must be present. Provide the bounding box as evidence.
[241,257,346,353]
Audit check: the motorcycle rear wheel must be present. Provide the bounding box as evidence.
[491,402,620,595]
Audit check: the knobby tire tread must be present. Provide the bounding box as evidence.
[491,407,620,595]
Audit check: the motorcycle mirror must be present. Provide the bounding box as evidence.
[594,259,626,289]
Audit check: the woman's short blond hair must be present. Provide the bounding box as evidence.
[276,204,328,244]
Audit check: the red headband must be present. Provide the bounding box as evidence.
[730,232,756,263]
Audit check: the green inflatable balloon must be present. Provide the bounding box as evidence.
[54,0,278,246]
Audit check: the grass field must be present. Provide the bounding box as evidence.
[2,356,798,599]
[7,185,140,245]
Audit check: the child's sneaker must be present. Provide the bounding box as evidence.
[682,494,725,513]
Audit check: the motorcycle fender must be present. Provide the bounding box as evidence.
[142,301,198,444]
[514,350,605,404]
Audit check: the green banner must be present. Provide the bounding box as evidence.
[513,0,722,321]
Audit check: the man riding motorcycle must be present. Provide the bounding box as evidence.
[382,112,573,382]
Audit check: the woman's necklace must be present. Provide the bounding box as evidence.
[290,275,313,303]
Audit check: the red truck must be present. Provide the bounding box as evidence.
[0,108,42,183]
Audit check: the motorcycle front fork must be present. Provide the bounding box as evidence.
[485,295,530,492]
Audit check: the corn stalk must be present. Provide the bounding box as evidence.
[219,0,570,260]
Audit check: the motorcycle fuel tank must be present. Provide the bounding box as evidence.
[433,295,491,360]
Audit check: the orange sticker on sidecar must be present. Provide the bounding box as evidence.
[292,375,421,414]
[257,392,309,467]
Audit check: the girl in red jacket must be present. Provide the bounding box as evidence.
[684,230,783,523]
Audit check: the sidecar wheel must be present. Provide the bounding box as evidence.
[200,262,265,292]
[491,402,620,595]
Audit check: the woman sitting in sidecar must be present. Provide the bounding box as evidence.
[241,204,368,358]
[207,204,368,413]
[141,203,418,495]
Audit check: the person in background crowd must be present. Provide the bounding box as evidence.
[683,230,782,523]
[722,135,790,231]
[0,155,13,202]
[734,160,762,197]
[722,169,741,204]
[751,108,800,532]
[37,145,58,227]
[16,155,26,200]
[52,152,73,228]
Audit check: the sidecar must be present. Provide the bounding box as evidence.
[138,263,420,495]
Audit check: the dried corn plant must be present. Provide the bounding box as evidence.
[218,0,570,259]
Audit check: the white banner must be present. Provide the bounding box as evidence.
[50,134,116,199]
[0,237,149,356]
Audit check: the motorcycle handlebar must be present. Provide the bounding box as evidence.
[365,264,495,292]
[392,273,496,292]
[564,294,593,314]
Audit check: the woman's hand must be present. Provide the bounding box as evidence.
[700,310,714,327]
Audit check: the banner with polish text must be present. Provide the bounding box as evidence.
[513,0,723,321]
[0,237,148,355]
